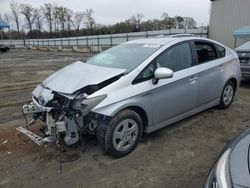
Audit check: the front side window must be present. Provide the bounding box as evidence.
[135,42,192,82]
[156,42,192,72]
[86,43,161,73]
[195,42,218,63]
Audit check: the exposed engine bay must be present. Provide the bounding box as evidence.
[17,61,125,148]
[19,84,110,147]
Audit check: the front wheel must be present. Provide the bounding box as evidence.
[97,109,143,158]
[218,80,236,109]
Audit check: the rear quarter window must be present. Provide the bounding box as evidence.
[195,42,218,63]
[215,44,226,58]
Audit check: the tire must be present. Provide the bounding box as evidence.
[97,109,143,158]
[218,80,236,109]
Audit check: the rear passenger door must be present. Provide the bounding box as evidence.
[193,40,226,107]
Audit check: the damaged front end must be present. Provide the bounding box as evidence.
[18,84,110,147]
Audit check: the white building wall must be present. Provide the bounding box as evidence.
[209,0,250,48]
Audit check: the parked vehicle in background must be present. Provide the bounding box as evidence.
[18,36,241,157]
[0,45,10,52]
[235,41,250,79]
[204,128,250,188]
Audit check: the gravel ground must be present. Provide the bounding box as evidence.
[0,49,250,188]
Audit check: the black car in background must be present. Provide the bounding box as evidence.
[235,41,250,79]
[0,45,10,52]
[204,128,250,188]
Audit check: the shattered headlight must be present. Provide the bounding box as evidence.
[204,149,232,188]
[71,93,88,110]
[71,94,107,115]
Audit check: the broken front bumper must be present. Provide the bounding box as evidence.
[16,127,55,145]
[17,101,57,145]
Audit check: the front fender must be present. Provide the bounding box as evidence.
[92,94,153,127]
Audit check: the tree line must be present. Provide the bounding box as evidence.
[0,1,198,39]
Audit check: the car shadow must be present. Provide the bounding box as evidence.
[240,79,250,89]
[140,108,216,144]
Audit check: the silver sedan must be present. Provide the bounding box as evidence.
[19,36,241,157]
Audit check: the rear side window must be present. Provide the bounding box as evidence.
[215,44,226,58]
[195,42,218,63]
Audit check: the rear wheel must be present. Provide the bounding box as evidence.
[97,109,143,158]
[218,80,236,109]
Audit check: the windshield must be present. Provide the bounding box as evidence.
[86,43,162,72]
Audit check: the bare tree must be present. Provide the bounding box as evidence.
[41,3,53,36]
[33,8,43,32]
[9,1,21,36]
[84,9,95,35]
[129,14,144,31]
[4,13,10,23]
[0,12,3,21]
[20,4,35,37]
[161,12,168,29]
[65,8,73,35]
[0,12,8,22]
[161,12,168,20]
[52,5,60,34]
[73,11,84,34]
[135,13,144,31]
[57,6,67,32]
[174,16,184,29]
[182,17,196,29]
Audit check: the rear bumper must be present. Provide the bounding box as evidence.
[240,65,250,79]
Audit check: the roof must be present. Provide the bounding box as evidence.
[233,26,250,38]
[0,21,10,29]
[125,36,212,45]
[126,37,178,45]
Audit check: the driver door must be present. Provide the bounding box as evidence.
[148,42,198,125]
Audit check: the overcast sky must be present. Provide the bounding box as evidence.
[0,0,210,26]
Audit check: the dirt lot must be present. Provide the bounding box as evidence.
[0,49,250,188]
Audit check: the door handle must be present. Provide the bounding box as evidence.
[188,76,198,84]
[219,65,224,71]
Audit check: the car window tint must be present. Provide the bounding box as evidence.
[136,42,192,82]
[142,63,156,79]
[195,42,218,63]
[156,42,192,72]
[215,44,226,58]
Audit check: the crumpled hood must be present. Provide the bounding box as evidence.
[43,61,125,94]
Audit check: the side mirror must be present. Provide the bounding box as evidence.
[153,67,173,84]
[154,67,173,79]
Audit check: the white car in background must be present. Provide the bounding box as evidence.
[235,41,250,79]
